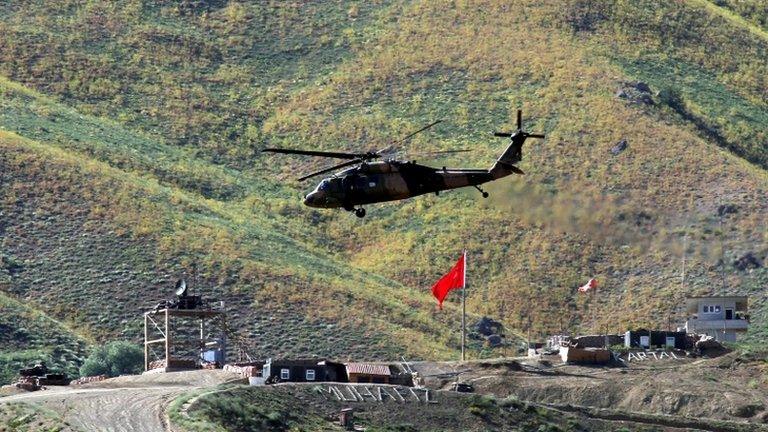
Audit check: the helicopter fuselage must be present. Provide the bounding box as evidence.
[303,160,495,209]
[264,109,543,217]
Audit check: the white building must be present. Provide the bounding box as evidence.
[683,296,749,342]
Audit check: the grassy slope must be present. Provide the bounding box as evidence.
[0,0,766,377]
[0,126,470,363]
[170,384,652,432]
[0,291,88,385]
[0,402,78,432]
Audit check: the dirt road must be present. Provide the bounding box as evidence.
[0,370,240,432]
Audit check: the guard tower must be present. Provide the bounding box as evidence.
[144,279,227,373]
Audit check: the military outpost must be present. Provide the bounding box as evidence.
[3,270,751,396]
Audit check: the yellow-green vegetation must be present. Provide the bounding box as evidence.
[170,384,626,432]
[0,291,87,385]
[0,402,78,432]
[0,0,766,378]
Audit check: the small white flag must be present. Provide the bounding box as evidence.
[578,278,598,293]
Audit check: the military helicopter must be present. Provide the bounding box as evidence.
[264,110,544,217]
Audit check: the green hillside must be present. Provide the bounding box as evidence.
[1,0,767,379]
[0,291,87,384]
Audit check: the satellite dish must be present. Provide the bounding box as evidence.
[175,279,188,297]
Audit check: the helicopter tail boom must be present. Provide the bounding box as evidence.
[489,136,526,179]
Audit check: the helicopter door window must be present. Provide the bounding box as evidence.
[368,181,376,188]
[356,177,370,187]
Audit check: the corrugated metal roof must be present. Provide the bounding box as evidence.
[345,363,391,376]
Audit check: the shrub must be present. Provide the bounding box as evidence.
[469,395,498,417]
[79,341,143,377]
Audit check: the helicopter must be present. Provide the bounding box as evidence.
[263,110,544,217]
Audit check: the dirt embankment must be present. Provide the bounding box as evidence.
[412,354,768,426]
[173,382,688,432]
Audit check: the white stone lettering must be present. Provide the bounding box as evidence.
[409,387,422,402]
[392,387,406,402]
[425,389,437,404]
[324,385,436,403]
[622,351,680,362]
[360,386,377,401]
[350,386,365,402]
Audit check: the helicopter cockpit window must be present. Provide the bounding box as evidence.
[318,179,341,192]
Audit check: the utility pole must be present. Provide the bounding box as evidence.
[719,215,727,290]
[500,299,507,358]
[681,233,687,291]
[527,314,532,354]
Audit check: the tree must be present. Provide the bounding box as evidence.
[79,341,143,378]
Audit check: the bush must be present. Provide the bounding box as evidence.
[79,341,143,378]
[469,395,498,417]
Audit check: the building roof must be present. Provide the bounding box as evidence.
[269,358,326,367]
[345,363,391,376]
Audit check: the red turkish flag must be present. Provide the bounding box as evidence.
[431,252,466,309]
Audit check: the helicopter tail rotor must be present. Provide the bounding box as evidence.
[490,109,545,177]
[493,110,545,141]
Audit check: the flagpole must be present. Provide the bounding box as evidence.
[461,249,467,362]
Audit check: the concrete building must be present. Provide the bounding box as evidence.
[683,296,749,342]
[624,330,688,349]
[263,358,347,383]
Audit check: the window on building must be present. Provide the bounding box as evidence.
[703,305,722,314]
[306,369,315,381]
[280,368,290,380]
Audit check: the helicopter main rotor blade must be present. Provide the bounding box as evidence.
[390,120,442,146]
[297,159,361,181]
[493,132,512,137]
[527,134,545,139]
[407,149,473,157]
[517,109,522,130]
[263,148,363,160]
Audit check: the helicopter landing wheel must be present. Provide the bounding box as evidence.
[354,208,366,218]
[474,185,489,198]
